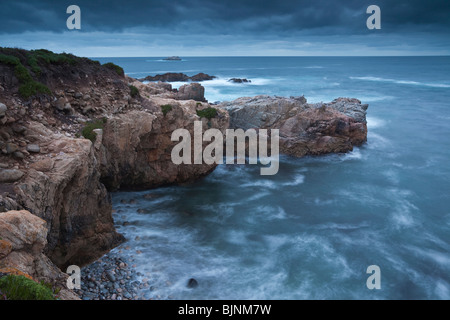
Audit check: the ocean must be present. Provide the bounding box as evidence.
[94,56,450,299]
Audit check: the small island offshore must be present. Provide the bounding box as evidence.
[163,56,182,61]
[0,48,368,300]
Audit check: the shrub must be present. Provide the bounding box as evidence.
[0,54,20,66]
[196,107,217,120]
[0,275,55,300]
[18,81,51,99]
[129,85,139,98]
[0,52,51,99]
[161,104,173,116]
[28,49,77,66]
[81,118,107,143]
[103,62,124,76]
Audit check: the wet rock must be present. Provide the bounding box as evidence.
[187,278,198,289]
[228,78,251,83]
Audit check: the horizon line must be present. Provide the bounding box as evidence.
[88,55,450,58]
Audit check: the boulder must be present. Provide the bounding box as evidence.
[0,169,24,183]
[177,83,206,102]
[26,144,41,153]
[0,103,7,118]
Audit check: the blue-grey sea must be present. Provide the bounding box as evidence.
[94,56,450,299]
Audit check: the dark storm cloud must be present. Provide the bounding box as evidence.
[1,0,450,35]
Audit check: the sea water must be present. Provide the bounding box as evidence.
[94,56,450,299]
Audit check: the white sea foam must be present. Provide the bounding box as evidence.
[366,116,386,129]
[350,76,450,88]
[282,174,305,186]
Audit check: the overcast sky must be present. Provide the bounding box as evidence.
[0,0,449,57]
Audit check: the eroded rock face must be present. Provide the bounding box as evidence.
[9,123,124,268]
[0,210,80,300]
[99,100,229,190]
[219,95,368,157]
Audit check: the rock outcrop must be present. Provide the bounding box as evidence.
[99,99,229,190]
[0,48,228,291]
[139,72,216,82]
[0,210,80,300]
[228,78,251,83]
[219,95,368,157]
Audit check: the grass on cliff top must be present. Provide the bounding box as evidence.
[81,118,107,143]
[0,274,56,300]
[197,107,218,120]
[103,62,124,76]
[0,47,104,99]
[0,49,52,99]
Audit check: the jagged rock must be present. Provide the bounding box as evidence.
[0,169,24,183]
[14,124,124,268]
[140,72,215,82]
[99,101,229,190]
[229,78,251,83]
[0,210,80,300]
[219,95,368,157]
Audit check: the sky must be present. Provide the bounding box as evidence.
[0,0,449,57]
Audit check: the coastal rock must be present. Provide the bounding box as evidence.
[0,210,80,300]
[140,72,216,82]
[176,83,206,102]
[219,95,368,157]
[229,78,251,83]
[99,100,229,190]
[187,278,198,288]
[13,125,124,268]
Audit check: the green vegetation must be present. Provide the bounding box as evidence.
[18,81,51,99]
[0,54,20,66]
[0,275,56,300]
[161,104,173,116]
[196,107,218,120]
[0,50,52,99]
[81,118,107,143]
[103,62,124,76]
[129,85,140,98]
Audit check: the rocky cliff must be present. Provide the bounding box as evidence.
[0,48,228,298]
[0,48,368,299]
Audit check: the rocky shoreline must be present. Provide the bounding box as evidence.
[0,48,368,299]
[75,246,155,300]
